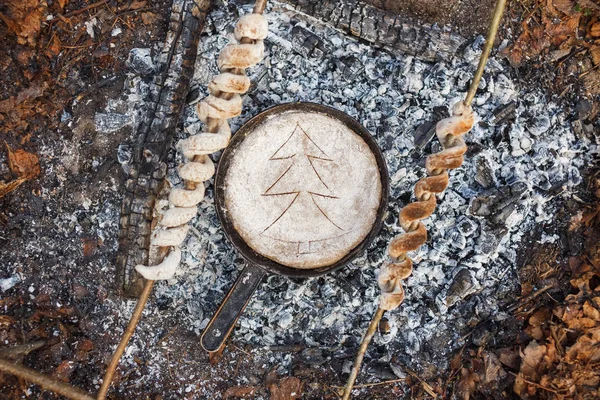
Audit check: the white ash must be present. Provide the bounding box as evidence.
[0,275,21,292]
[98,0,596,390]
[94,112,132,134]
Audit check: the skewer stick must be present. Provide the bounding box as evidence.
[97,279,155,399]
[464,0,507,107]
[341,1,507,398]
[342,307,384,400]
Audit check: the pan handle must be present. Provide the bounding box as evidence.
[201,263,267,353]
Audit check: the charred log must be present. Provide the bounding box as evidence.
[280,0,465,62]
[116,0,210,297]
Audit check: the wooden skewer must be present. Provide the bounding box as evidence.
[341,307,384,400]
[97,279,155,399]
[341,0,507,398]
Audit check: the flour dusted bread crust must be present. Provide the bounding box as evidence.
[224,110,382,269]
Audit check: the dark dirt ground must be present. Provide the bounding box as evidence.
[1,0,599,399]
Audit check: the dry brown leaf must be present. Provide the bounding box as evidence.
[6,143,40,179]
[583,69,600,95]
[268,377,303,400]
[0,143,40,198]
[483,352,506,384]
[223,385,257,399]
[54,360,75,382]
[0,177,27,199]
[583,301,600,321]
[128,1,147,10]
[498,348,521,370]
[566,335,600,363]
[455,367,477,400]
[590,22,600,38]
[553,0,576,16]
[141,12,159,25]
[568,317,598,330]
[529,307,552,326]
[520,340,547,378]
[0,0,47,46]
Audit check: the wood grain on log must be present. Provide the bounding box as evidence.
[116,0,210,297]
[279,0,466,62]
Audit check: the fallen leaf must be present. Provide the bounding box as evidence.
[268,377,303,400]
[223,386,257,399]
[54,360,76,382]
[0,177,27,199]
[6,142,40,179]
[455,367,477,400]
[141,12,159,25]
[517,340,547,392]
[497,347,521,370]
[0,0,47,46]
[590,22,600,37]
[553,0,576,16]
[482,352,506,384]
[128,1,147,10]
[583,301,600,321]
[566,335,600,363]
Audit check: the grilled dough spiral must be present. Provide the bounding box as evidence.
[378,102,475,310]
[136,13,268,280]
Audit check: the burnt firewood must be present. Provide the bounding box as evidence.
[280,0,465,62]
[116,0,210,297]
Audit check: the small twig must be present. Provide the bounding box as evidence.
[405,369,437,398]
[230,344,253,357]
[508,372,568,394]
[0,341,45,359]
[464,0,507,106]
[342,307,385,400]
[62,0,109,18]
[333,378,407,391]
[155,325,178,347]
[579,62,600,78]
[97,279,155,400]
[0,358,95,400]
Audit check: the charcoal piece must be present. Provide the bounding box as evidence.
[447,229,467,250]
[95,112,131,134]
[474,156,495,189]
[492,101,516,125]
[299,347,331,365]
[126,48,156,75]
[575,98,592,120]
[446,268,477,307]
[117,144,133,165]
[527,114,551,136]
[471,323,493,347]
[456,216,478,237]
[490,202,517,225]
[413,121,436,150]
[478,220,508,255]
[532,172,552,191]
[366,362,397,380]
[470,182,527,218]
[335,55,364,81]
[361,17,378,42]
